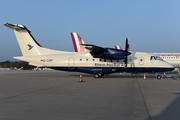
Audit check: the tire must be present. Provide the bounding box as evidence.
[157,75,162,80]
[101,73,104,77]
[98,73,104,78]
[94,73,99,78]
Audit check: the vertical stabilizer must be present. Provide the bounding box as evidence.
[4,23,65,56]
[70,32,87,52]
[4,23,42,56]
[115,45,122,50]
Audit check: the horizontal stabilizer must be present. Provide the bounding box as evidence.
[13,56,44,67]
[29,63,44,67]
[4,23,29,31]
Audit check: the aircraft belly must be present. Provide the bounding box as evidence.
[48,66,174,74]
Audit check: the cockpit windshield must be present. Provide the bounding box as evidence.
[150,56,163,61]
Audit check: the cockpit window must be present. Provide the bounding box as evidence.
[150,56,156,60]
[150,56,163,61]
[155,56,163,60]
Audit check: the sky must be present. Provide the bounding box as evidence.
[0,0,180,61]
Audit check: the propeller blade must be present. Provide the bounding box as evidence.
[125,55,128,67]
[125,38,128,53]
[124,38,131,67]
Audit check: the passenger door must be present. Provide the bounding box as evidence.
[68,57,74,69]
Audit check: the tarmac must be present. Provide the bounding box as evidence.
[0,70,180,120]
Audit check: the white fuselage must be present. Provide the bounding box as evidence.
[14,51,173,73]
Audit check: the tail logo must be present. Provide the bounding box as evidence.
[27,44,34,50]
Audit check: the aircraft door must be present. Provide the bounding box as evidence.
[138,57,144,65]
[68,57,74,69]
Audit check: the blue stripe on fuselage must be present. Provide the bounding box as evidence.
[48,67,174,75]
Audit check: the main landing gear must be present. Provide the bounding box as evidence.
[156,75,162,80]
[94,73,104,78]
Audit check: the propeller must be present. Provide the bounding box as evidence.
[124,38,131,67]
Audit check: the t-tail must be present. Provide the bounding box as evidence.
[4,23,63,56]
[70,32,88,52]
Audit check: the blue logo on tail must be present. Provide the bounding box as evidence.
[27,44,33,50]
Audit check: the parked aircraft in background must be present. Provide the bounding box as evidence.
[71,32,88,52]
[115,45,122,50]
[4,23,174,78]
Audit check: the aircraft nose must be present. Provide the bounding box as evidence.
[168,64,175,71]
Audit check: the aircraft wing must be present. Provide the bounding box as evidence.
[80,44,109,54]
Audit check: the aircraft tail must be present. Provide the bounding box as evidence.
[115,45,122,50]
[4,23,62,56]
[70,32,88,52]
[4,23,44,56]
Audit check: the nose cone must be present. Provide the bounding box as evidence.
[125,51,132,56]
[169,66,175,71]
[165,62,175,71]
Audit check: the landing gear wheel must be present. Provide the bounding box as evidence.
[156,75,162,80]
[98,73,104,78]
[94,73,99,78]
[101,74,104,78]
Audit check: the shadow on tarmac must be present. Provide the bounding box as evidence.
[149,93,180,120]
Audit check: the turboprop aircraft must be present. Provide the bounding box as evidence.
[4,23,174,78]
